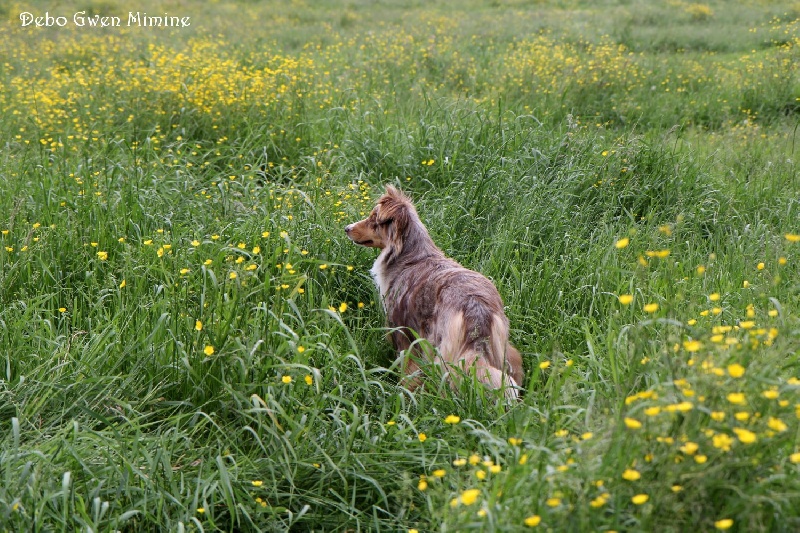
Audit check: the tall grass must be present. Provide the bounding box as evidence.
[1,0,799,530]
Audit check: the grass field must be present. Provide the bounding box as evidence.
[1,0,800,530]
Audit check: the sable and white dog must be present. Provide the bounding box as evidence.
[345,185,523,399]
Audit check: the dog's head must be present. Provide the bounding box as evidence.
[344,185,415,250]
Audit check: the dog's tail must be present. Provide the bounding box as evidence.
[489,314,524,389]
[440,311,522,400]
[469,356,520,401]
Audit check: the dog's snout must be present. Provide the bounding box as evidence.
[344,224,353,234]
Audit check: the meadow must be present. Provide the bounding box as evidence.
[1,0,799,530]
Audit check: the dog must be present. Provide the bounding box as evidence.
[344,185,523,399]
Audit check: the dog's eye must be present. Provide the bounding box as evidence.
[378,218,393,226]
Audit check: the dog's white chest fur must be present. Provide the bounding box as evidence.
[370,248,391,309]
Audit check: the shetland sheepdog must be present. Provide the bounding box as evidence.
[345,185,523,399]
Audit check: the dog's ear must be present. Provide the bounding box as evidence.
[385,184,413,201]
[389,198,410,230]
[378,189,412,248]
[385,184,400,197]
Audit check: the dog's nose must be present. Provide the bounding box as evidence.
[344,224,353,234]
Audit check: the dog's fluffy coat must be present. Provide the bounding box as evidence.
[345,185,523,398]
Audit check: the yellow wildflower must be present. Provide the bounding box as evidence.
[727,392,746,405]
[727,364,745,378]
[524,515,542,527]
[733,428,757,444]
[589,495,608,507]
[624,417,642,429]
[683,340,702,352]
[644,249,670,258]
[453,488,480,507]
[767,417,787,432]
[714,519,734,530]
[622,469,641,481]
[762,389,779,400]
[679,442,699,455]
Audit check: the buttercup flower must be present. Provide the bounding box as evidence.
[727,364,745,378]
[622,469,641,481]
[524,515,542,527]
[733,428,757,444]
[712,433,734,452]
[450,488,480,507]
[714,519,734,530]
[624,418,642,429]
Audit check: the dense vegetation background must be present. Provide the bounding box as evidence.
[1,0,799,530]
